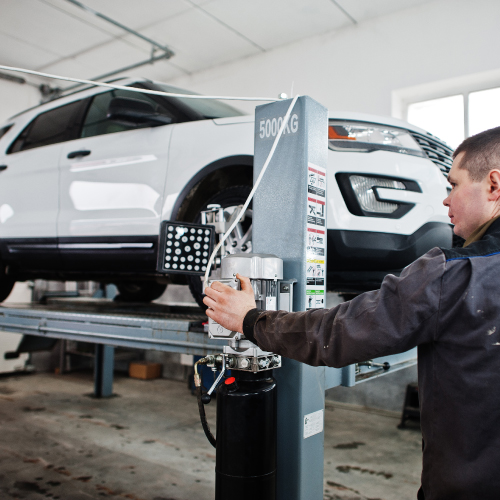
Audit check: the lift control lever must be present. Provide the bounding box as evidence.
[206,354,227,399]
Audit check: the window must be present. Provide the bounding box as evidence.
[408,96,464,149]
[8,100,88,154]
[406,85,500,149]
[469,87,500,136]
[151,83,244,120]
[81,89,175,138]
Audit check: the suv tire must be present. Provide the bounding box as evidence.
[114,282,167,303]
[0,265,15,303]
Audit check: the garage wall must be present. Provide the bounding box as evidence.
[167,0,499,119]
[0,80,40,124]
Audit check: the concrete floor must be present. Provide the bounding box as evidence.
[0,371,422,500]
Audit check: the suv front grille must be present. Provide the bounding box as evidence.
[410,132,454,176]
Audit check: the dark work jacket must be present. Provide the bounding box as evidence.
[243,217,500,500]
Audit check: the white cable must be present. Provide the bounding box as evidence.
[203,94,300,289]
[0,65,280,102]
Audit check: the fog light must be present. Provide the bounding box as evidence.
[349,175,405,214]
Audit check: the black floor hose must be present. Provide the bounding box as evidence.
[196,385,216,447]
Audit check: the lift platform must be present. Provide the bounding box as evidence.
[0,299,225,398]
[0,298,416,394]
[0,299,224,355]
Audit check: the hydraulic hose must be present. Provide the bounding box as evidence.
[194,357,216,448]
[196,385,216,448]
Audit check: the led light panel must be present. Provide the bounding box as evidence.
[157,221,215,275]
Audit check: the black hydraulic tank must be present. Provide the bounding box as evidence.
[215,370,277,500]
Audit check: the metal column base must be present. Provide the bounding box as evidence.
[275,359,325,500]
[94,344,114,398]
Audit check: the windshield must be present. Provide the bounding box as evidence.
[151,83,244,119]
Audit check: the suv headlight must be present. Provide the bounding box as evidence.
[336,174,422,219]
[328,121,426,158]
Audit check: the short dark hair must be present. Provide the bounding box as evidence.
[453,126,500,182]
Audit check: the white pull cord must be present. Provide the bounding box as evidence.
[0,65,280,102]
[203,94,300,290]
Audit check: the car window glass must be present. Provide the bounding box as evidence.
[0,125,12,141]
[8,100,87,154]
[81,89,175,138]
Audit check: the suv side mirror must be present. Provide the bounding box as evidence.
[107,97,172,126]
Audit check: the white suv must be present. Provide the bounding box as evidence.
[0,77,453,305]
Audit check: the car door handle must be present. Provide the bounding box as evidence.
[67,150,91,159]
[0,165,7,172]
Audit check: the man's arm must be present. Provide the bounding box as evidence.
[204,248,446,368]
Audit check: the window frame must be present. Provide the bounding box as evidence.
[392,69,500,142]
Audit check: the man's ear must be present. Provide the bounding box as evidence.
[488,170,500,201]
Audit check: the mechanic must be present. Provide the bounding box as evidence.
[204,126,500,500]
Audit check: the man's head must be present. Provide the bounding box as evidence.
[443,127,500,239]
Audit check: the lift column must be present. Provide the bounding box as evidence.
[94,344,114,398]
[253,96,328,500]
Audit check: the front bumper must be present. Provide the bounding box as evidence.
[326,222,452,293]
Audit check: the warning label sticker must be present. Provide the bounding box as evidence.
[308,167,326,198]
[307,196,326,227]
[306,163,326,310]
[306,287,325,308]
[306,256,325,287]
[304,409,324,439]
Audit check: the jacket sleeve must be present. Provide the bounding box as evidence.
[250,247,446,367]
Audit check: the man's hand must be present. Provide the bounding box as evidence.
[203,274,256,333]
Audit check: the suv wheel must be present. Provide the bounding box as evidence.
[188,185,253,309]
[0,264,15,303]
[114,282,167,302]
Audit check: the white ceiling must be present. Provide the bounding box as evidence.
[0,0,432,90]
